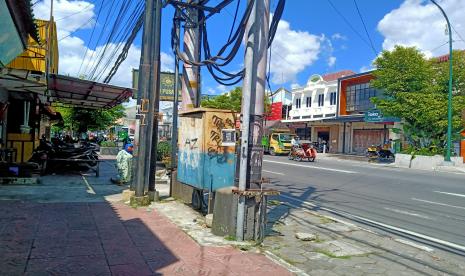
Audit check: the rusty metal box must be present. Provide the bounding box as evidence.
[177,108,237,191]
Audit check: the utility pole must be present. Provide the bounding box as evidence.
[170,9,181,196]
[133,0,161,201]
[181,0,201,110]
[236,0,270,241]
[146,0,163,200]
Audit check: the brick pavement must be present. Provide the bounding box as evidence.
[0,200,290,275]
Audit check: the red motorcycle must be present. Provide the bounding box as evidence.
[288,142,317,162]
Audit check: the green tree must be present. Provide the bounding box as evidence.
[201,86,271,113]
[52,105,125,133]
[371,46,465,154]
[432,50,465,96]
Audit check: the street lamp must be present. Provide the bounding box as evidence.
[430,0,454,163]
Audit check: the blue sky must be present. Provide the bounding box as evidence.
[33,0,465,95]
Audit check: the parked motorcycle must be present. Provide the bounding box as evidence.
[288,142,317,162]
[366,144,394,162]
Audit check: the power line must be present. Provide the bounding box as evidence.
[55,2,94,21]
[325,0,374,54]
[352,0,377,55]
[58,17,94,41]
[78,0,106,76]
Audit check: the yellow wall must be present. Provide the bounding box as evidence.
[7,19,58,74]
[6,133,38,163]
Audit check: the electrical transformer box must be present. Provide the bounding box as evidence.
[177,108,237,191]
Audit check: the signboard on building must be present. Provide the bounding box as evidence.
[365,109,400,123]
[132,69,181,101]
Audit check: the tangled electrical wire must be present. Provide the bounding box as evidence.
[171,0,286,86]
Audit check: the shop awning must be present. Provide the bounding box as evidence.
[0,67,47,95]
[47,74,133,109]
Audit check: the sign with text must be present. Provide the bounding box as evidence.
[364,109,400,123]
[132,70,181,101]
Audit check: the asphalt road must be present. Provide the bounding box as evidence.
[262,155,465,253]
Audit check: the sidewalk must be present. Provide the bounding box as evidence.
[0,159,290,275]
[262,201,465,276]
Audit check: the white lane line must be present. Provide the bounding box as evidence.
[279,194,465,253]
[412,198,465,210]
[81,174,96,195]
[263,160,357,174]
[262,170,284,175]
[434,191,465,198]
[383,207,433,220]
[394,238,434,252]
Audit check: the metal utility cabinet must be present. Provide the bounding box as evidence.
[177,108,237,191]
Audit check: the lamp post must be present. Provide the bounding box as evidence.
[430,0,454,163]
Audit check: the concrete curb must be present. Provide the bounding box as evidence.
[264,251,310,276]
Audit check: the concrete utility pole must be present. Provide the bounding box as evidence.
[170,9,181,195]
[181,0,201,110]
[133,0,162,201]
[236,0,270,241]
[147,0,163,199]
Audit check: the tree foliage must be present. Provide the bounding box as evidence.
[201,86,271,114]
[53,105,126,133]
[371,46,465,154]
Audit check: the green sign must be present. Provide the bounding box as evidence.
[365,109,400,123]
[132,70,181,101]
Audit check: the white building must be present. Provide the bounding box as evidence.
[282,70,355,148]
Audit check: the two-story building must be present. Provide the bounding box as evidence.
[282,70,354,152]
[336,71,401,154]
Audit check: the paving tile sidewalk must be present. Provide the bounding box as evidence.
[0,159,290,276]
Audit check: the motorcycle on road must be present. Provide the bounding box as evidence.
[288,142,317,162]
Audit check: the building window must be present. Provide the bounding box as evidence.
[318,94,324,107]
[346,82,379,112]
[330,92,337,105]
[306,97,311,108]
[295,98,301,109]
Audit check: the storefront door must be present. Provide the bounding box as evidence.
[352,129,385,154]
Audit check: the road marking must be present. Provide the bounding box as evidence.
[262,170,284,175]
[279,194,465,253]
[383,207,433,220]
[394,238,434,252]
[434,191,465,198]
[412,198,465,210]
[81,174,96,195]
[263,160,357,174]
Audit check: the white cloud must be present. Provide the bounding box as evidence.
[270,19,323,84]
[331,33,347,40]
[290,83,301,89]
[34,0,173,88]
[359,65,374,73]
[378,0,465,57]
[328,56,336,67]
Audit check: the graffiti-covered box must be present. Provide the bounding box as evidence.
[177,108,237,191]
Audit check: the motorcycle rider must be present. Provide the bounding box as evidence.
[291,136,301,147]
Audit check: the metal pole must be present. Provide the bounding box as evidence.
[170,10,181,196]
[133,0,155,197]
[147,0,163,195]
[431,0,453,162]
